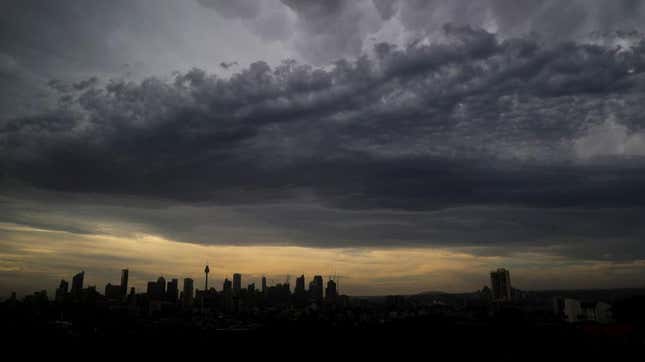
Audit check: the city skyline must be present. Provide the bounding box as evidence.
[16,263,516,301]
[3,1,645,297]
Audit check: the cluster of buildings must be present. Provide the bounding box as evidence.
[50,265,342,313]
[14,266,613,325]
[487,268,614,323]
[553,298,613,323]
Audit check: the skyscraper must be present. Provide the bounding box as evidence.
[309,275,323,302]
[167,278,179,302]
[71,271,84,296]
[120,269,129,297]
[261,276,267,294]
[223,278,232,293]
[295,275,306,294]
[55,279,69,302]
[490,268,512,301]
[105,283,122,299]
[325,279,337,302]
[233,273,242,294]
[157,276,166,293]
[183,278,194,307]
[147,276,167,300]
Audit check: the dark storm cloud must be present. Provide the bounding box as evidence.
[3,27,645,211]
[3,189,645,261]
[4,0,645,262]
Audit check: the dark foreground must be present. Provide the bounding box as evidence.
[3,293,645,356]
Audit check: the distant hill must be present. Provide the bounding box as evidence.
[414,291,448,296]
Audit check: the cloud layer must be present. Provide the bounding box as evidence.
[2,1,645,293]
[3,27,645,209]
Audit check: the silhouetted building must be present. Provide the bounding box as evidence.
[221,278,233,310]
[147,276,167,300]
[223,278,232,293]
[479,285,493,302]
[326,279,337,302]
[490,268,512,301]
[295,275,306,294]
[105,283,123,300]
[26,290,48,304]
[293,274,307,306]
[167,278,179,302]
[267,283,291,306]
[120,269,129,297]
[55,279,68,302]
[248,283,255,292]
[309,275,323,303]
[204,264,210,291]
[183,278,194,307]
[233,273,242,294]
[71,271,84,297]
[261,276,267,294]
[127,287,136,305]
[82,286,98,303]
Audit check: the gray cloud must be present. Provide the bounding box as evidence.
[280,0,382,63]
[3,189,645,262]
[197,0,261,19]
[3,28,645,212]
[194,0,645,63]
[372,0,398,21]
[3,2,645,268]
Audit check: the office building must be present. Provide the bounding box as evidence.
[233,273,242,294]
[295,275,306,294]
[183,278,194,307]
[55,279,69,302]
[147,276,167,300]
[309,275,324,302]
[325,279,337,302]
[71,271,84,296]
[120,269,129,297]
[167,278,179,302]
[490,268,512,301]
[105,283,122,299]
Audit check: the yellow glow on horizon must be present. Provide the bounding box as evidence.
[1,222,645,296]
[0,222,498,294]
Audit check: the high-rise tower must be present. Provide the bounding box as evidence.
[490,268,512,301]
[233,273,242,294]
[183,278,194,307]
[325,279,338,302]
[120,269,129,297]
[309,275,324,302]
[204,264,210,290]
[71,271,84,297]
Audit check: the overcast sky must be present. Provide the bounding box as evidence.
[2,0,645,296]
